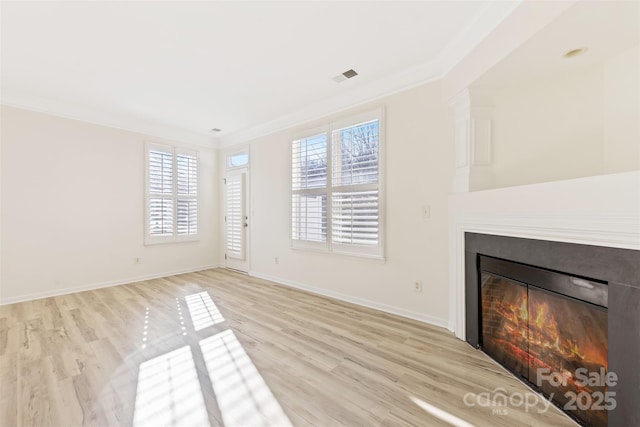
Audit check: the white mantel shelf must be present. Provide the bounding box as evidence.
[448,171,640,340]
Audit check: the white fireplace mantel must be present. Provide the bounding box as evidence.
[448,171,640,340]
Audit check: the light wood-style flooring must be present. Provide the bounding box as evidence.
[0,268,576,426]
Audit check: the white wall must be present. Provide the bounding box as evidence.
[489,45,640,189]
[491,64,605,188]
[0,106,219,303]
[603,45,640,173]
[231,81,454,326]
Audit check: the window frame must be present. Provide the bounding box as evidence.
[226,148,250,170]
[144,142,199,245]
[290,108,385,260]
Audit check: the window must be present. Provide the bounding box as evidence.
[291,109,383,258]
[226,151,249,168]
[145,143,198,244]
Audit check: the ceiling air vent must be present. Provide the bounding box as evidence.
[332,68,359,83]
[342,69,358,79]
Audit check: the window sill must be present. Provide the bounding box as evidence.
[144,237,200,246]
[290,243,386,264]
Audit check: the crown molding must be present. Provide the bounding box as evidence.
[217,59,443,148]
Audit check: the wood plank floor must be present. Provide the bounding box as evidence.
[0,268,576,427]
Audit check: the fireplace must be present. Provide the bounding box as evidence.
[462,233,640,427]
[480,255,608,426]
[449,172,640,426]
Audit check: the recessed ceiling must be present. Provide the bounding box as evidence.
[473,0,640,89]
[1,1,517,146]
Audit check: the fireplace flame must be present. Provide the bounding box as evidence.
[519,298,528,321]
[582,342,608,368]
[535,303,546,329]
[494,295,607,372]
[571,342,584,360]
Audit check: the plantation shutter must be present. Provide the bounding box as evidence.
[290,110,383,258]
[145,143,199,244]
[176,151,198,236]
[225,173,245,259]
[291,193,327,243]
[148,147,174,238]
[291,132,328,247]
[331,119,380,256]
[332,190,379,245]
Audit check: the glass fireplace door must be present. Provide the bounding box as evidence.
[480,256,608,427]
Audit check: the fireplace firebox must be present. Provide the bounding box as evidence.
[463,233,640,427]
[480,255,608,427]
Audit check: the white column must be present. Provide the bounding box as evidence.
[451,88,495,193]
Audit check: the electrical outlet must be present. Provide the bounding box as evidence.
[275,256,280,264]
[414,280,422,292]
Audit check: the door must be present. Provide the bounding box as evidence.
[224,168,249,272]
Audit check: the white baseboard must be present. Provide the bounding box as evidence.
[249,271,449,330]
[447,320,456,334]
[3,266,451,332]
[0,264,221,305]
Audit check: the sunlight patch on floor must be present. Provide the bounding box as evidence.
[200,329,292,427]
[410,396,476,427]
[185,291,225,331]
[133,346,209,427]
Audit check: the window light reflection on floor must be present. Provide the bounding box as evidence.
[200,329,292,427]
[133,346,210,427]
[185,291,225,331]
[410,396,476,427]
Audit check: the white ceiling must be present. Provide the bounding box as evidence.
[1,1,519,146]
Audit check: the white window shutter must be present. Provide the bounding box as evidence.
[148,147,174,239]
[291,193,327,242]
[148,198,173,236]
[148,150,173,194]
[332,190,379,245]
[292,133,327,191]
[177,153,197,196]
[225,173,244,259]
[176,151,198,237]
[291,132,329,248]
[145,143,199,244]
[177,199,197,236]
[290,110,383,258]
